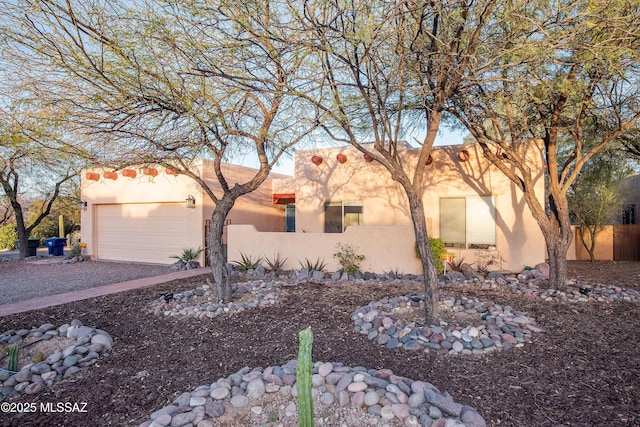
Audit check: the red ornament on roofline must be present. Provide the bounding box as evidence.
[363,154,374,162]
[143,167,158,177]
[336,153,347,163]
[86,172,100,181]
[122,169,137,178]
[458,150,470,162]
[103,171,118,180]
[311,155,323,165]
[426,154,434,165]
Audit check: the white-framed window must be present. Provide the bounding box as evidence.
[324,201,363,233]
[440,196,496,249]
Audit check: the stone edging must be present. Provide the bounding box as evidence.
[352,295,542,355]
[150,280,283,320]
[0,320,113,399]
[139,360,486,427]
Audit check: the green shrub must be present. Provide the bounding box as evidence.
[333,243,365,275]
[0,223,18,250]
[415,238,447,275]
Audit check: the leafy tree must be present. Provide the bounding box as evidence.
[2,0,318,301]
[0,104,80,258]
[448,0,640,289]
[568,153,634,262]
[285,0,497,323]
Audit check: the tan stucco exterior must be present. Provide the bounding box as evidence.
[80,160,285,265]
[229,142,548,274]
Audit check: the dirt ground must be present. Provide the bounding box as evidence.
[0,260,639,427]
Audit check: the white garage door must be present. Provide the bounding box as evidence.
[96,203,192,264]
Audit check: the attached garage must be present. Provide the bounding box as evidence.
[80,161,286,265]
[95,203,193,264]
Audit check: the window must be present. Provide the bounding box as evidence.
[622,204,635,224]
[440,196,496,249]
[324,201,363,233]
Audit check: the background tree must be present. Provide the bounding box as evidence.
[287,0,497,323]
[2,0,318,301]
[0,104,81,258]
[568,151,634,262]
[448,0,640,289]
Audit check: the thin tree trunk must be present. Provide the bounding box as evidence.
[13,202,29,259]
[406,190,439,325]
[208,197,235,303]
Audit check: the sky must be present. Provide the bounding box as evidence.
[250,127,469,176]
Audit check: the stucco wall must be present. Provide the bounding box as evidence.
[286,142,546,272]
[81,160,287,264]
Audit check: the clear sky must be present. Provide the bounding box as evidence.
[263,127,469,176]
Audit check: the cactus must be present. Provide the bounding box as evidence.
[296,327,314,427]
[7,344,19,372]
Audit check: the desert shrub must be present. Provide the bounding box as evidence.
[0,223,18,250]
[333,243,365,275]
[415,238,447,275]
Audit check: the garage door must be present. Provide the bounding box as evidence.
[96,203,193,264]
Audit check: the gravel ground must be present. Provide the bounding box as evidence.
[0,258,172,305]
[0,261,638,426]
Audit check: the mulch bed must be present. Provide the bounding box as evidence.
[1,261,639,426]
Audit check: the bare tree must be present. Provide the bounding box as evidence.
[448,0,640,289]
[285,0,496,323]
[2,0,318,301]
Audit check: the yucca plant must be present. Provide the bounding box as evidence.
[232,252,263,271]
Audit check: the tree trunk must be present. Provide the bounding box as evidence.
[546,241,569,292]
[540,206,573,291]
[406,190,439,325]
[13,202,29,259]
[208,196,236,303]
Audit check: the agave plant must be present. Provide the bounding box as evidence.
[298,257,327,273]
[171,247,204,262]
[264,253,288,272]
[231,252,263,271]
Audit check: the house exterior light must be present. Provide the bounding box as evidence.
[185,195,196,210]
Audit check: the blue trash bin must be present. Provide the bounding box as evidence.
[45,238,67,256]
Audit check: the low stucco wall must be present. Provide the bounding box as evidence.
[228,224,534,274]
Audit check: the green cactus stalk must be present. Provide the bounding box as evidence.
[7,344,19,372]
[296,327,314,427]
